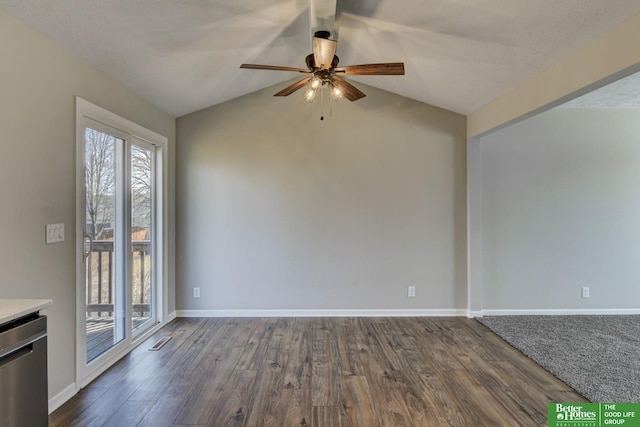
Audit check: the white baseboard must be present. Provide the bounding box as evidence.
[165,310,177,322]
[175,308,468,318]
[49,382,77,414]
[480,308,640,316]
[467,310,484,318]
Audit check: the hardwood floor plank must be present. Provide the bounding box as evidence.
[50,317,589,427]
[62,381,139,427]
[243,370,282,426]
[218,318,259,348]
[391,370,458,427]
[497,353,576,391]
[82,350,148,390]
[311,339,342,406]
[269,317,295,349]
[311,406,345,427]
[136,365,209,427]
[173,346,244,425]
[235,318,278,367]
[48,386,110,427]
[312,317,335,341]
[283,321,312,389]
[340,375,379,427]
[462,353,517,391]
[355,318,382,348]
[281,388,312,427]
[153,318,220,377]
[311,366,342,408]
[247,317,278,342]
[243,348,289,427]
[487,383,550,426]
[362,348,415,426]
[235,338,270,371]
[128,371,175,401]
[495,359,574,395]
[439,369,523,426]
[336,318,369,353]
[396,348,435,375]
[101,400,155,427]
[449,323,520,364]
[363,322,411,372]
[206,369,258,426]
[335,324,367,377]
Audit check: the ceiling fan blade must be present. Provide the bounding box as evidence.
[334,63,405,75]
[274,76,313,97]
[312,36,337,70]
[240,64,310,73]
[332,76,366,102]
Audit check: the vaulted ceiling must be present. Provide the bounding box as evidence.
[2,0,640,117]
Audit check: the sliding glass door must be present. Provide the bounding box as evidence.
[76,98,165,386]
[82,123,127,363]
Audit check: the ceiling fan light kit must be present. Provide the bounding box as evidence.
[240,29,405,116]
[302,66,345,104]
[304,86,318,102]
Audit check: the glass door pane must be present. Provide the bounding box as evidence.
[84,127,125,363]
[76,97,165,387]
[130,144,154,331]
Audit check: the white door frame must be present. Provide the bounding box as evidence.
[75,97,169,389]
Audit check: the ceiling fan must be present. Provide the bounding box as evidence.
[240,30,404,102]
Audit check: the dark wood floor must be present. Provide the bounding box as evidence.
[50,317,586,426]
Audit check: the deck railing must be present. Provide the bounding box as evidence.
[86,240,151,317]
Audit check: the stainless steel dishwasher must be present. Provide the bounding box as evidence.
[0,313,48,427]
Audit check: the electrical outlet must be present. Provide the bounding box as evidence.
[193,287,200,298]
[408,286,416,298]
[581,287,590,298]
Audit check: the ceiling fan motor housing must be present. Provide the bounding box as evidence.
[314,30,331,39]
[305,54,340,72]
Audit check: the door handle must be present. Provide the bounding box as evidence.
[83,229,93,263]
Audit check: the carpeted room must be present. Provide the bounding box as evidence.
[480,315,640,402]
[472,77,640,403]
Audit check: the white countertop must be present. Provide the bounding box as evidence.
[0,299,53,324]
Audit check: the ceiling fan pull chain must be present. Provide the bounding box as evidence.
[320,84,325,121]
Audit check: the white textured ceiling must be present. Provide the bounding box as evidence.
[1,0,640,117]
[560,71,640,108]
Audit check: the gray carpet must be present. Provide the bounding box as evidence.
[478,315,640,402]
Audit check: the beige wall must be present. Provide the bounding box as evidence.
[0,10,175,401]
[176,83,467,312]
[480,108,640,310]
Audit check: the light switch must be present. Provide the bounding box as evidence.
[46,223,64,244]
